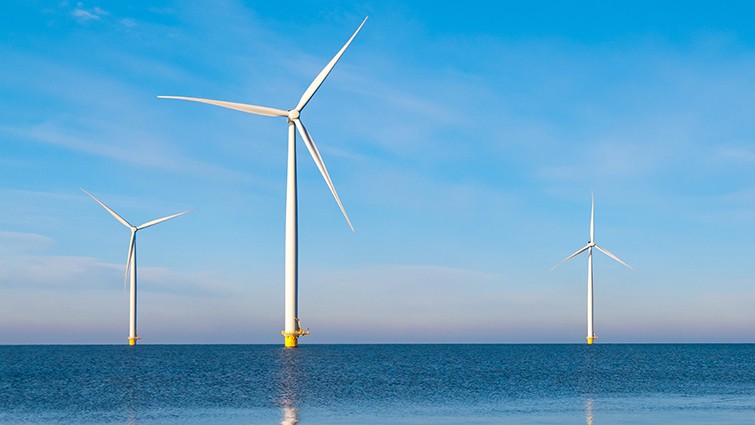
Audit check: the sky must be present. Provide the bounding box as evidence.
[1,0,754,344]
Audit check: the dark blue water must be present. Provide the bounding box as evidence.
[1,344,753,424]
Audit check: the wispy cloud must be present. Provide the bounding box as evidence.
[0,254,112,290]
[0,231,54,254]
[0,252,238,297]
[719,146,755,163]
[70,2,108,23]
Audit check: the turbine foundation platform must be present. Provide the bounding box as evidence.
[586,335,596,345]
[282,327,310,348]
[284,335,299,348]
[128,336,141,346]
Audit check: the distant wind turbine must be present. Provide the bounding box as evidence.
[83,189,191,346]
[552,192,632,344]
[158,17,367,348]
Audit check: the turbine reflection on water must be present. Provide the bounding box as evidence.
[278,348,301,425]
[281,405,299,425]
[585,398,594,425]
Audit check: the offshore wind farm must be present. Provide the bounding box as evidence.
[2,2,754,346]
[1,2,755,424]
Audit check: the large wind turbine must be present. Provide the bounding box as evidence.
[552,192,632,344]
[159,17,367,348]
[83,189,191,346]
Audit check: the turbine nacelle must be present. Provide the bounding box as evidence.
[288,110,300,120]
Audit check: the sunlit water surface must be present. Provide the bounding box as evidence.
[1,344,753,424]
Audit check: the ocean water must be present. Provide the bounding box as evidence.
[0,344,753,424]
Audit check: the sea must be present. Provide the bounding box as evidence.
[0,344,753,424]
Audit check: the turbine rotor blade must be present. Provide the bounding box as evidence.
[590,191,595,242]
[594,245,633,270]
[137,210,192,230]
[293,118,355,232]
[82,188,133,229]
[124,231,135,291]
[295,17,368,112]
[551,245,590,270]
[158,96,288,117]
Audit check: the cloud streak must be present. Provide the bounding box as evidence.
[70,2,108,23]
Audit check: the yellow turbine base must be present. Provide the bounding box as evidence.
[128,337,137,346]
[587,336,594,345]
[282,324,310,348]
[284,335,299,348]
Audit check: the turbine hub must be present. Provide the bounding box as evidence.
[288,110,300,120]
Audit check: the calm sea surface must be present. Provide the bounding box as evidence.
[1,344,753,424]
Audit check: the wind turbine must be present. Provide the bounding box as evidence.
[552,192,632,344]
[158,17,367,348]
[83,189,191,345]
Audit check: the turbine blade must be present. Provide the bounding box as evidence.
[124,231,135,291]
[137,209,192,230]
[590,191,595,243]
[551,245,590,270]
[293,118,354,232]
[294,17,368,112]
[157,96,288,117]
[594,245,633,270]
[82,188,133,229]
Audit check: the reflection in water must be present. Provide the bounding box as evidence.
[278,348,302,425]
[281,405,299,425]
[125,409,137,425]
[585,398,594,425]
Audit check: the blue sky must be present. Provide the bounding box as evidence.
[1,1,754,344]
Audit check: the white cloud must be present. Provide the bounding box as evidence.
[71,2,108,22]
[119,18,137,28]
[0,254,113,291]
[719,146,755,163]
[0,231,54,254]
[0,252,237,297]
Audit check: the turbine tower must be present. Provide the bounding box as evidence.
[552,192,632,344]
[83,189,191,345]
[158,17,367,348]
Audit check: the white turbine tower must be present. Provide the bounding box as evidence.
[83,189,191,346]
[158,17,367,348]
[552,192,632,344]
